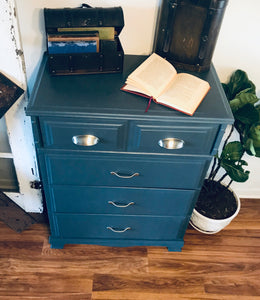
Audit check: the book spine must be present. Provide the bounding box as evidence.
[48,40,98,54]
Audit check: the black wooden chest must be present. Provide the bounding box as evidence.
[44,4,124,75]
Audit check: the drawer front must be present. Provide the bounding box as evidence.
[55,214,186,240]
[50,185,198,216]
[40,117,127,151]
[42,152,210,189]
[131,121,219,155]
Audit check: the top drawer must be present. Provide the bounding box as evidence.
[130,120,219,155]
[39,117,219,155]
[40,117,127,152]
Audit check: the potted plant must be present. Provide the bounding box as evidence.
[190,70,260,234]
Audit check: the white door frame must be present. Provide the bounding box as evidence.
[1,0,42,212]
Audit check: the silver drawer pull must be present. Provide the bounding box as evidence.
[72,134,99,146]
[106,226,131,233]
[108,201,135,208]
[110,171,139,179]
[158,138,184,149]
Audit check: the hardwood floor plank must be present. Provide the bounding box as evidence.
[184,233,260,248]
[0,294,91,299]
[0,222,49,242]
[92,292,260,300]
[204,278,260,296]
[0,256,148,277]
[92,274,205,294]
[148,259,260,278]
[0,240,43,257]
[0,273,93,294]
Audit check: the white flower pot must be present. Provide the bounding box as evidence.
[189,188,240,234]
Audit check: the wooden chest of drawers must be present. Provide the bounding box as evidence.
[27,54,233,251]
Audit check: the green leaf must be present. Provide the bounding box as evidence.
[220,159,249,182]
[244,138,256,156]
[220,141,244,161]
[248,123,260,157]
[256,104,260,120]
[230,91,259,112]
[234,119,246,137]
[234,103,259,125]
[219,142,249,182]
[222,83,231,100]
[225,70,256,99]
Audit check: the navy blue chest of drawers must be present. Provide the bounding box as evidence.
[27,54,233,251]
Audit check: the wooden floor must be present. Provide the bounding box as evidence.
[0,198,259,299]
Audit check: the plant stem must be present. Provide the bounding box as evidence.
[223,124,235,149]
[208,157,217,179]
[226,179,233,189]
[211,165,221,181]
[210,125,235,181]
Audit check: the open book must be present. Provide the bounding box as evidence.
[121,53,210,115]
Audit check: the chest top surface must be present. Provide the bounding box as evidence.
[27,54,233,124]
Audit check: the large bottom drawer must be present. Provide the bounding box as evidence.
[41,152,210,189]
[54,214,186,240]
[49,185,198,216]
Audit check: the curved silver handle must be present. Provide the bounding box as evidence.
[106,226,131,233]
[108,201,135,208]
[110,171,139,179]
[158,138,184,149]
[72,134,99,146]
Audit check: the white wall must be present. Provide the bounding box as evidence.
[212,0,260,198]
[15,0,260,199]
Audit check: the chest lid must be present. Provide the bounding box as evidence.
[44,4,124,37]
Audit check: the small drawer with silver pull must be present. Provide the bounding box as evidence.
[131,121,219,155]
[55,213,186,240]
[39,116,127,151]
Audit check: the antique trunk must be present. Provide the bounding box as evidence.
[153,0,228,72]
[44,4,124,75]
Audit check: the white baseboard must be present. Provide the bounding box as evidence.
[233,188,260,199]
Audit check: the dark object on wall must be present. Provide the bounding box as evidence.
[0,73,24,118]
[153,0,228,72]
[44,4,124,75]
[0,191,36,233]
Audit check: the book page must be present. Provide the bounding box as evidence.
[124,80,153,96]
[157,73,210,115]
[126,53,177,98]
[121,84,150,96]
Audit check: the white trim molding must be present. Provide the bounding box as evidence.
[1,0,42,212]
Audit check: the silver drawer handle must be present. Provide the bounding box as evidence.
[72,134,99,146]
[108,201,135,208]
[106,226,131,233]
[110,171,139,179]
[158,138,184,149]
